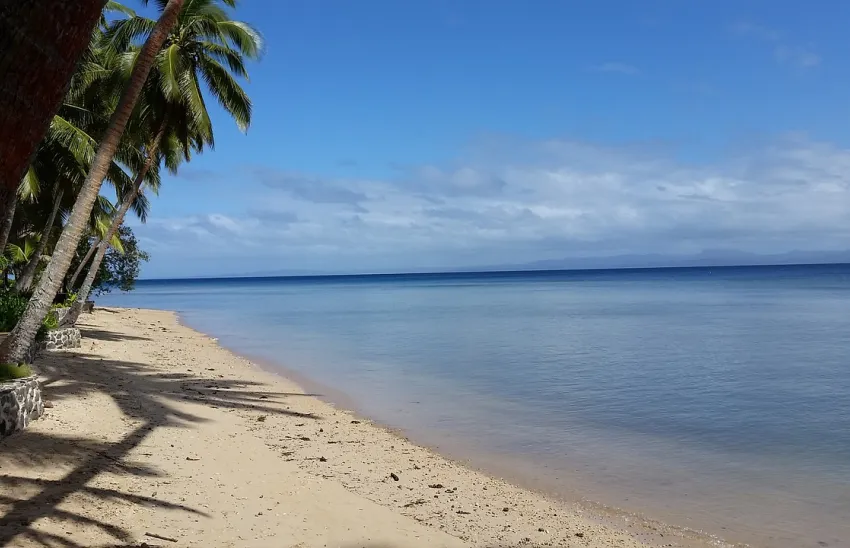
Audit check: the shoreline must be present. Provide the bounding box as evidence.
[203,327,733,548]
[1,307,732,547]
[172,308,737,548]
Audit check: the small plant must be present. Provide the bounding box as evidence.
[0,290,28,332]
[0,363,33,382]
[43,310,59,331]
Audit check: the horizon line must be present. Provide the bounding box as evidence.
[138,260,850,283]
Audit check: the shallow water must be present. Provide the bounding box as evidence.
[101,265,850,547]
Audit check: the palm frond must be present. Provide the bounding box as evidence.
[179,71,214,147]
[216,20,263,59]
[158,43,185,100]
[19,166,41,202]
[197,56,252,131]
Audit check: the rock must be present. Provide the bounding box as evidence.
[319,456,327,462]
[256,415,267,422]
[390,472,400,481]
[502,507,510,512]
[538,527,546,532]
[350,420,361,424]
[428,483,444,489]
[575,532,584,538]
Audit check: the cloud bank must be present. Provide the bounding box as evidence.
[139,134,850,276]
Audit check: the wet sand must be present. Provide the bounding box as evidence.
[0,307,729,547]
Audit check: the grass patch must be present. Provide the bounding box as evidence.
[0,363,34,382]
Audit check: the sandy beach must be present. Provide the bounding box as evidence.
[0,308,725,547]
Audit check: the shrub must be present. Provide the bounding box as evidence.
[0,290,60,343]
[0,363,33,381]
[0,291,29,332]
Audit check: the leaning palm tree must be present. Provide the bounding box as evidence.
[13,45,160,294]
[0,0,187,364]
[63,0,261,326]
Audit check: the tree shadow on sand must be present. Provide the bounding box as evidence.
[0,348,321,547]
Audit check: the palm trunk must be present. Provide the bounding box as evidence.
[67,237,100,291]
[16,188,64,293]
[0,0,185,364]
[0,0,107,195]
[0,186,18,252]
[64,127,165,327]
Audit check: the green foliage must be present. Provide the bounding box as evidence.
[0,291,29,332]
[67,226,149,295]
[0,290,53,342]
[43,310,59,331]
[0,363,33,381]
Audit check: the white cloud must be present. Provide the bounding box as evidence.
[139,134,850,275]
[774,45,821,68]
[730,21,821,69]
[729,21,781,41]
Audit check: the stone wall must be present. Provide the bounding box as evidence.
[0,375,44,440]
[45,327,81,350]
[52,306,70,325]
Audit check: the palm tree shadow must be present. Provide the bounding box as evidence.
[77,327,152,342]
[0,347,321,546]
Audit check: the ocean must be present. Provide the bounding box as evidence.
[99,264,850,547]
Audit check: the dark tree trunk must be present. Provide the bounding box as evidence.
[0,0,108,196]
[0,0,186,363]
[16,188,64,292]
[0,185,17,251]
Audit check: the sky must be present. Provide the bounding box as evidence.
[129,0,850,278]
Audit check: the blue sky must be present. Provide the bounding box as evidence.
[132,0,850,277]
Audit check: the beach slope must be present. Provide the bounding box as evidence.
[0,308,684,547]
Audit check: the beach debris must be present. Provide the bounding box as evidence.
[428,483,444,489]
[538,527,546,532]
[350,420,361,424]
[185,457,201,461]
[456,510,471,515]
[319,456,327,462]
[502,507,510,512]
[145,531,178,543]
[299,436,311,441]
[403,499,427,507]
[390,472,400,481]
[575,532,584,538]
[257,415,267,422]
[43,400,54,408]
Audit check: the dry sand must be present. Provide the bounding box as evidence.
[0,308,727,547]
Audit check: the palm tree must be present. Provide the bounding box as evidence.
[13,46,160,294]
[0,0,187,364]
[64,0,261,326]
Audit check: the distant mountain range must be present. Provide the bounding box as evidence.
[487,249,850,272]
[223,249,850,279]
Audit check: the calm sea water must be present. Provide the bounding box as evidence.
[100,265,850,547]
